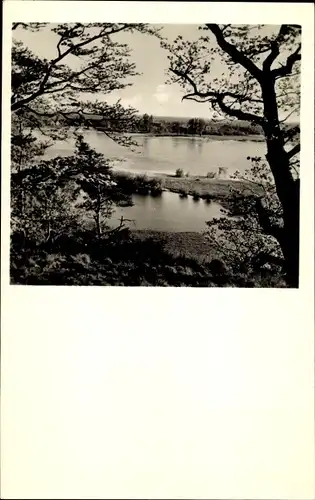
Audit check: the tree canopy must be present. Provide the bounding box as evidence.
[11,22,160,144]
[162,24,301,286]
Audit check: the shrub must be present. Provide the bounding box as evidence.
[206,171,217,179]
[204,194,213,203]
[175,168,184,178]
[150,187,163,197]
[208,259,228,276]
[179,189,188,198]
[149,178,163,196]
[218,167,228,177]
[192,192,200,201]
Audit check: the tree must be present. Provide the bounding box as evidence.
[162,25,301,287]
[10,23,163,247]
[11,23,160,144]
[187,117,206,135]
[138,113,154,133]
[73,136,132,238]
[11,150,81,245]
[205,156,286,284]
[11,135,133,245]
[171,120,181,135]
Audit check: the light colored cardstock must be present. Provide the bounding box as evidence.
[2,3,314,499]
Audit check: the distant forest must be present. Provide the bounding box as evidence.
[73,113,265,137]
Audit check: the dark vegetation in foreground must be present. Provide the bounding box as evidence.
[11,229,286,288]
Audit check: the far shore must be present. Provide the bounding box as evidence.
[94,129,265,142]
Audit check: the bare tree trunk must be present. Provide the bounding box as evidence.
[266,148,300,287]
[93,190,102,239]
[263,138,299,287]
[94,211,101,239]
[262,79,300,287]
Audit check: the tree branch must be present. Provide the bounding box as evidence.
[271,44,301,78]
[263,40,280,71]
[255,198,282,240]
[11,24,130,112]
[170,67,264,122]
[216,95,264,124]
[286,143,300,159]
[12,23,24,31]
[251,251,285,270]
[205,24,262,80]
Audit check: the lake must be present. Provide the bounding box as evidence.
[45,131,265,232]
[45,130,266,177]
[108,191,225,232]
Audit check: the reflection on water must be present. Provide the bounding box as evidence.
[142,136,150,153]
[187,137,203,153]
[108,191,224,232]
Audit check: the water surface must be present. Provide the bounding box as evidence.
[45,131,266,177]
[45,132,262,232]
[108,192,225,232]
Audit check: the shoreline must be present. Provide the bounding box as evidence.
[94,130,265,142]
[113,169,263,201]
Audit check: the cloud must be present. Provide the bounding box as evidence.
[120,95,142,108]
[153,84,170,104]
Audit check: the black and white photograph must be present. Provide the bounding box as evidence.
[10,21,302,287]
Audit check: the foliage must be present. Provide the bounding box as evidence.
[179,189,188,198]
[112,172,163,196]
[90,112,267,137]
[10,22,158,271]
[205,155,284,274]
[187,117,206,135]
[11,135,133,243]
[175,168,184,177]
[11,23,161,147]
[137,113,154,133]
[162,24,301,286]
[206,171,217,179]
[11,227,287,287]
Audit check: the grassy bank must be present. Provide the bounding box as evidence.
[10,230,229,287]
[132,230,218,262]
[113,170,263,202]
[11,229,285,287]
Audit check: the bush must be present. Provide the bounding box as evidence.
[149,178,163,195]
[208,259,227,276]
[175,168,184,178]
[218,167,228,177]
[150,187,163,197]
[179,189,188,198]
[206,171,217,179]
[204,194,213,203]
[192,192,200,201]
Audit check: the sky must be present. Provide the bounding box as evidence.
[14,23,215,118]
[13,23,294,119]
